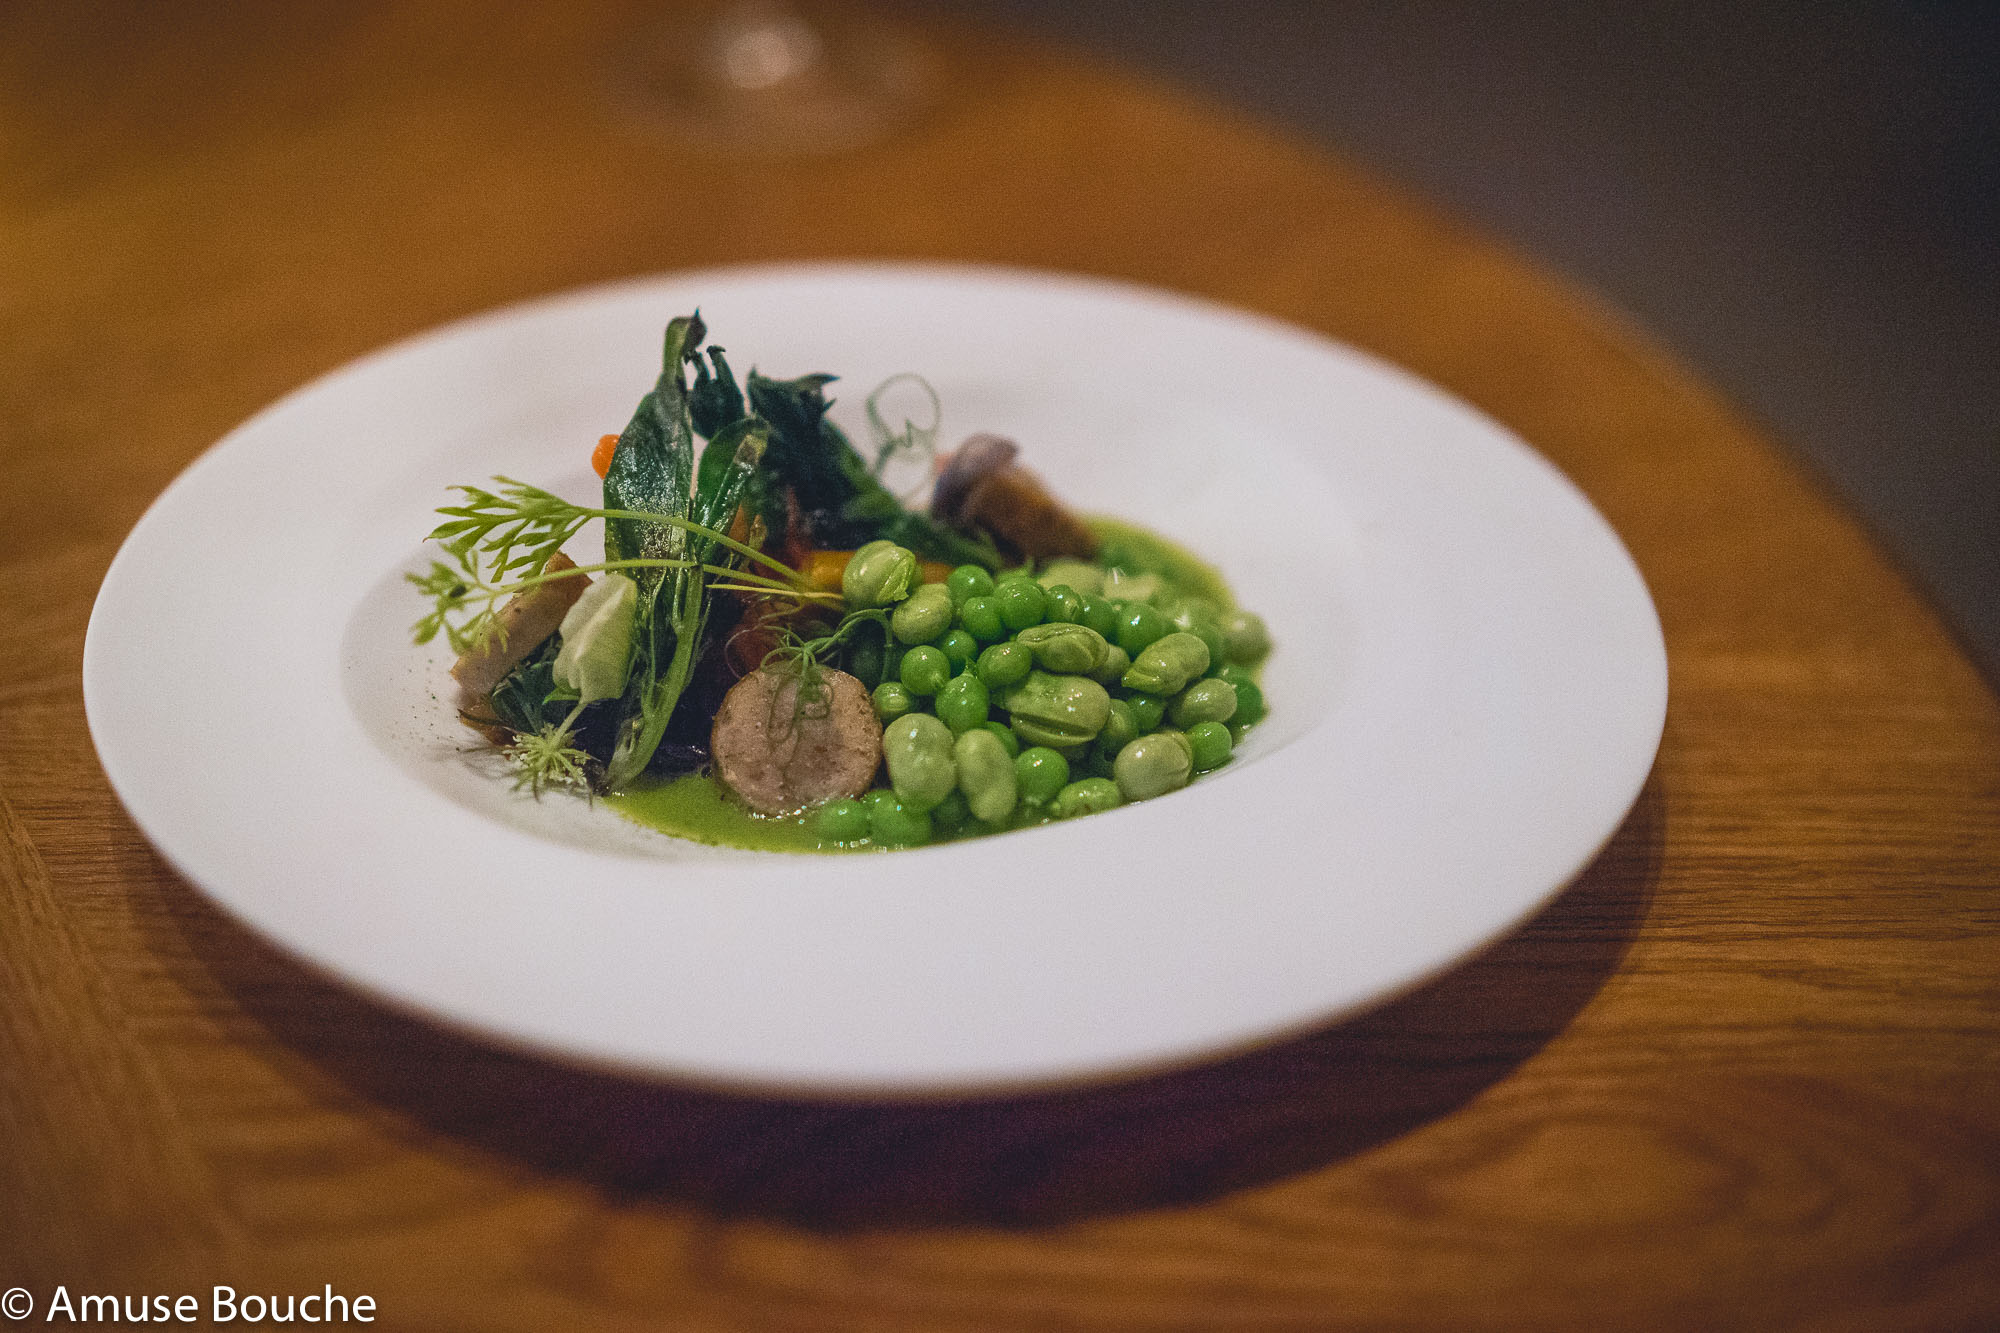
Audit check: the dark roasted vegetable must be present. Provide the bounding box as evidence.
[743,371,1002,569]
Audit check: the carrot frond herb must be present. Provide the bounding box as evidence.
[409,474,809,655]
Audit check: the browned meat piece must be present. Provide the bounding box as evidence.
[711,666,881,815]
[932,433,1100,562]
[451,551,589,728]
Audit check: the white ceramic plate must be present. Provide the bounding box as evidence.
[85,263,1665,1098]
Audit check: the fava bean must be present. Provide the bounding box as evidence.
[1015,622,1108,674]
[891,583,953,643]
[883,713,956,812]
[954,727,1019,823]
[872,680,915,722]
[1123,631,1210,695]
[1038,560,1105,597]
[1002,670,1113,748]
[1221,608,1273,664]
[1106,569,1163,603]
[1113,731,1194,801]
[842,539,917,607]
[1170,677,1238,727]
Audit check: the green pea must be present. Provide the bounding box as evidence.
[863,788,899,814]
[1015,746,1070,803]
[814,797,871,843]
[953,727,1019,823]
[1180,616,1226,672]
[980,721,1021,758]
[1187,720,1233,771]
[891,583,954,643]
[945,564,995,607]
[845,631,886,688]
[936,672,991,734]
[1215,662,1257,689]
[1052,777,1122,819]
[1170,677,1238,727]
[1228,676,1266,728]
[1037,560,1105,597]
[1014,622,1108,674]
[883,713,957,812]
[1002,670,1113,748]
[1113,731,1194,801]
[1122,631,1210,695]
[1124,691,1166,732]
[958,595,1006,642]
[872,680,915,722]
[1099,697,1139,754]
[937,628,978,673]
[975,640,1033,690]
[1080,595,1120,640]
[1042,585,1084,624]
[1080,739,1119,779]
[899,645,950,696]
[867,793,932,847]
[929,789,971,834]
[1221,608,1273,664]
[842,539,917,607]
[994,577,1047,631]
[1115,602,1171,657]
[1091,642,1131,687]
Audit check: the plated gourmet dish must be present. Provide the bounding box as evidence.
[411,313,1268,851]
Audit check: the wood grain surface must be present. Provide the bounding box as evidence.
[4,1,1997,1328]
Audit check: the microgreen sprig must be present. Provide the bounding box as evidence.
[758,606,891,726]
[409,476,825,655]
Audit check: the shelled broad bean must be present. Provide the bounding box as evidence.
[812,544,1270,848]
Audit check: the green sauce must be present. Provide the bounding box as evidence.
[1085,515,1237,608]
[606,518,1256,855]
[606,772,862,853]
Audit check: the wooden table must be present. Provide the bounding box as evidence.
[5,2,1996,1328]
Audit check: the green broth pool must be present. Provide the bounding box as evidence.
[605,518,1258,854]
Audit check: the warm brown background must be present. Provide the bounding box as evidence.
[4,1,1997,1329]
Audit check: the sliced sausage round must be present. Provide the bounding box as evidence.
[711,666,882,815]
